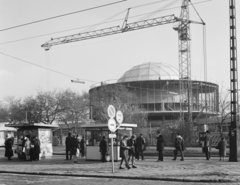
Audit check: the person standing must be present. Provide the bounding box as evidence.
[71,134,78,163]
[135,134,146,160]
[156,131,164,162]
[4,136,14,161]
[65,132,72,160]
[119,135,131,170]
[172,133,184,161]
[217,137,227,161]
[24,137,31,161]
[127,135,137,168]
[99,136,108,162]
[33,136,41,161]
[204,130,212,160]
[80,136,86,158]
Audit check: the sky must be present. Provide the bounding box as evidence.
[0,0,239,102]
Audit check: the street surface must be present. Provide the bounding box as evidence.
[1,147,240,184]
[0,174,240,185]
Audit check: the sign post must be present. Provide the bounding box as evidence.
[107,105,123,173]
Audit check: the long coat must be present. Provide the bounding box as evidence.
[99,139,107,154]
[136,136,146,152]
[156,135,164,151]
[218,140,227,157]
[174,136,184,151]
[120,139,128,158]
[5,138,14,158]
[33,138,41,155]
[204,134,212,152]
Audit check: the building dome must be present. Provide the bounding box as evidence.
[118,62,179,83]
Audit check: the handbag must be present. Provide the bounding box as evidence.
[76,148,80,157]
[22,147,26,153]
[105,153,110,162]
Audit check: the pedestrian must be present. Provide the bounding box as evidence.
[72,134,78,163]
[33,136,41,161]
[99,136,108,162]
[204,130,212,160]
[217,137,227,161]
[172,133,184,161]
[80,136,86,158]
[76,135,81,158]
[4,136,14,160]
[29,139,35,162]
[24,137,31,161]
[65,132,72,160]
[156,131,164,162]
[135,133,146,160]
[119,135,131,170]
[127,134,137,168]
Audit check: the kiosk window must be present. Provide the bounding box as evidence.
[86,131,93,146]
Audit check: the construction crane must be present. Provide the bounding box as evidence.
[41,0,204,125]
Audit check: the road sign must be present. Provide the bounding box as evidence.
[107,105,116,119]
[109,133,117,138]
[116,110,123,124]
[108,118,116,132]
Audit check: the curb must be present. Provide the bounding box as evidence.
[0,170,238,183]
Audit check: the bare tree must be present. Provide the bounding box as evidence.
[57,89,90,133]
[90,84,147,126]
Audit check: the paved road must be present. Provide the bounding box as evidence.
[1,174,240,185]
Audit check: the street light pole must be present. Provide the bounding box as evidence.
[229,0,239,162]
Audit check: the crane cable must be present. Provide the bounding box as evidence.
[0,0,212,45]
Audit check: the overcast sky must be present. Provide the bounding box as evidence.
[0,0,239,101]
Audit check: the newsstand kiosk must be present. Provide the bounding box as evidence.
[80,123,137,161]
[6,123,58,159]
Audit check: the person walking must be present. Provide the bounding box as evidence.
[72,134,78,163]
[4,136,14,161]
[172,133,184,161]
[65,132,72,160]
[24,137,31,161]
[80,136,86,158]
[204,130,212,160]
[135,134,146,160]
[99,136,108,162]
[127,135,137,168]
[33,136,41,161]
[119,135,131,170]
[156,131,164,162]
[217,137,227,161]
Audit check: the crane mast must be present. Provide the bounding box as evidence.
[42,0,198,125]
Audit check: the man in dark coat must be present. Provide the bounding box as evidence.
[65,132,72,160]
[4,136,14,160]
[127,135,137,168]
[156,131,164,162]
[99,136,108,162]
[119,135,131,169]
[135,134,146,160]
[172,133,184,161]
[33,136,41,161]
[204,130,212,160]
[80,136,86,158]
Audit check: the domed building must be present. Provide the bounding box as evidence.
[90,62,219,129]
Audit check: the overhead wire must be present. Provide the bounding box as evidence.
[0,0,212,45]
[0,52,98,83]
[0,0,127,32]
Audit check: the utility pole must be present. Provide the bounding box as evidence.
[229,0,239,162]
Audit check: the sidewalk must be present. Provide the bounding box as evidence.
[0,151,239,183]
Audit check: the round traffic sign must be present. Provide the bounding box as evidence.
[108,118,116,132]
[116,110,123,124]
[107,105,116,118]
